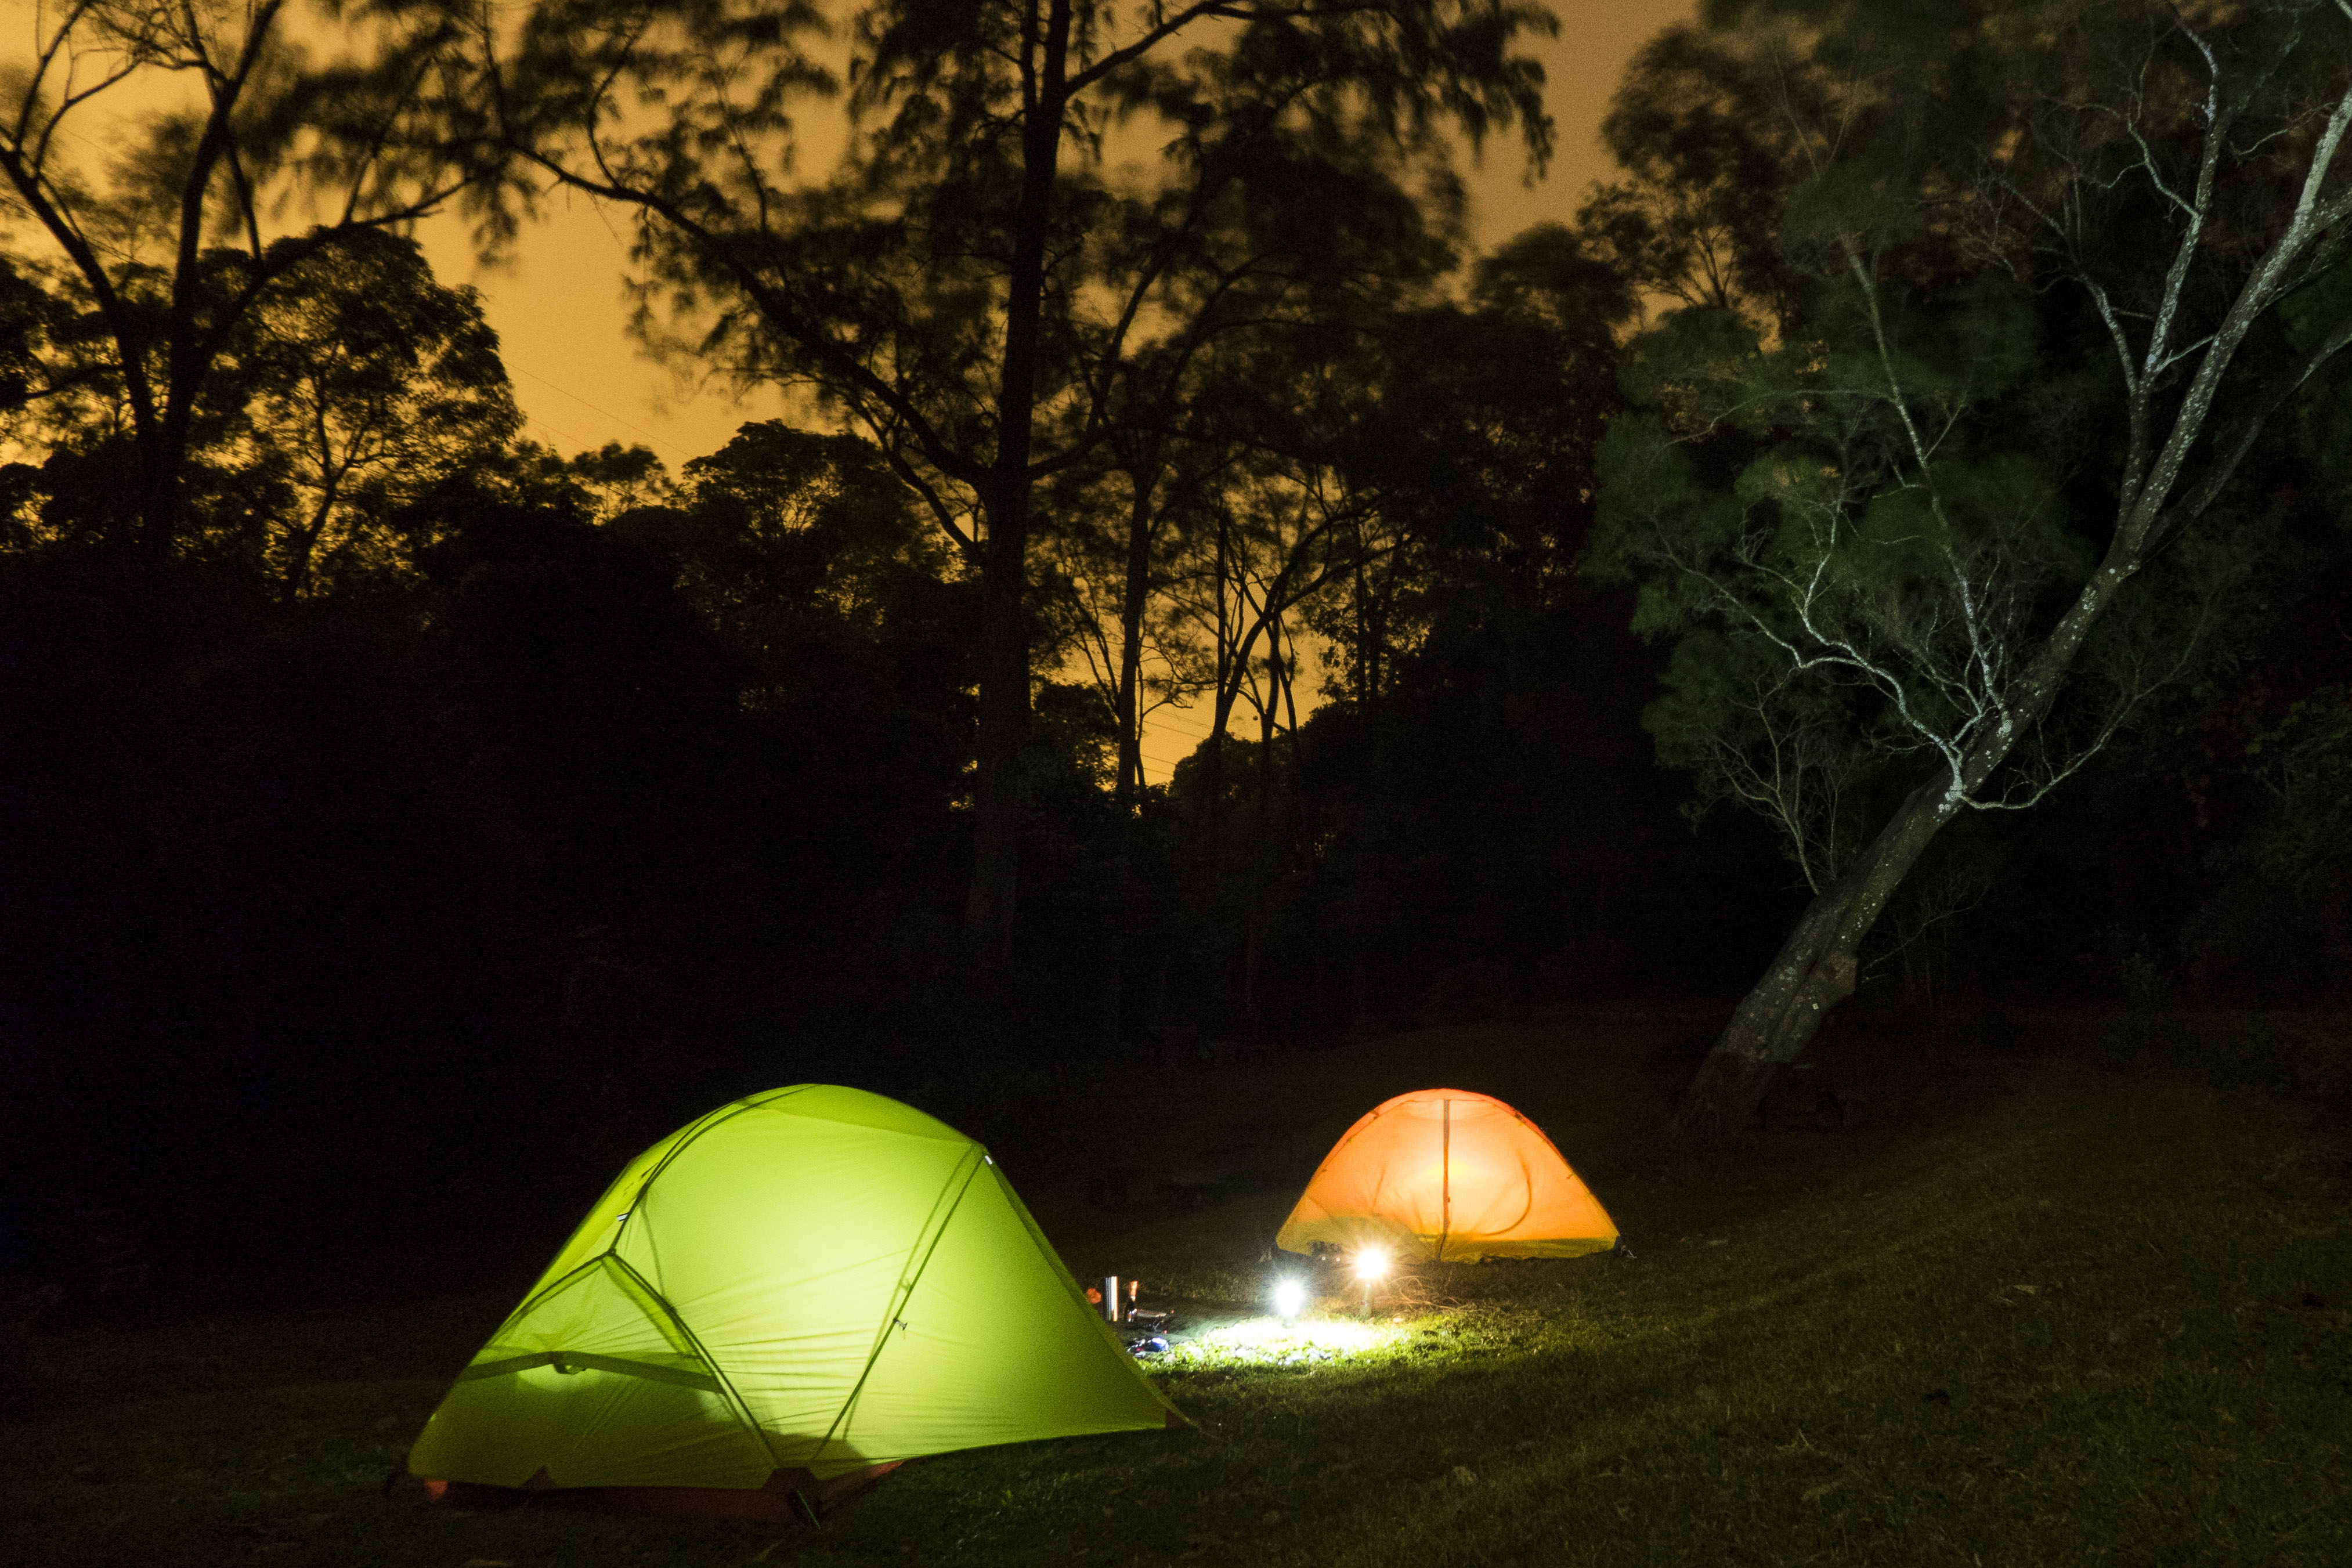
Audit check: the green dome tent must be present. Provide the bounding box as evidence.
[410,1085,1180,1521]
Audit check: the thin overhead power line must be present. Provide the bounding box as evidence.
[519,409,606,461]
[508,362,696,463]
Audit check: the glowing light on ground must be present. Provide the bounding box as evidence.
[1161,1316,1403,1368]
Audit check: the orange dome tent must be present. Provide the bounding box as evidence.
[1276,1089,1617,1263]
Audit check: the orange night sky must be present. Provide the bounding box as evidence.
[413,2,1693,473]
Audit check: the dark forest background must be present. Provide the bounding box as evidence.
[3,0,2349,1289]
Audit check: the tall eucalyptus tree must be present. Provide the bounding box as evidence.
[1587,0,2352,1130]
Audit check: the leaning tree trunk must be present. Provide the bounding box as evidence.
[1682,156,2352,1132]
[1680,771,1962,1135]
[1682,553,2149,1134]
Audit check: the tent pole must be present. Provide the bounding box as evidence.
[1439,1099,1450,1262]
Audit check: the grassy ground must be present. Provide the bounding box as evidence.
[4,1010,2348,1566]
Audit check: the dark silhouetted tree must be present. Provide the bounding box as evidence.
[468,0,1555,961]
[0,1,494,559]
[233,229,520,597]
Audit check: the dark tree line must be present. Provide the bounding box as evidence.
[3,0,2350,1273]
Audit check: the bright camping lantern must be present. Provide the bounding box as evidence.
[408,1086,1180,1519]
[1276,1088,1617,1263]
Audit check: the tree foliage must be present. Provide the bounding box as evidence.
[234,229,519,595]
[1587,0,2352,1128]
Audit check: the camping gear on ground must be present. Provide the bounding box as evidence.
[1122,1305,1175,1357]
[409,1085,1183,1524]
[1097,1275,1146,1323]
[1276,1088,1618,1263]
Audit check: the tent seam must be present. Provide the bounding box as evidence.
[454,1350,721,1392]
[623,1086,815,1229]
[492,1257,606,1338]
[812,1143,989,1464]
[602,1251,782,1471]
[613,1088,818,1290]
[1304,1101,1399,1187]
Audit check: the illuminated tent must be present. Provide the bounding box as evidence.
[409,1085,1180,1522]
[1276,1088,1617,1263]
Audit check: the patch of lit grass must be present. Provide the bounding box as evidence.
[1158,1313,1406,1369]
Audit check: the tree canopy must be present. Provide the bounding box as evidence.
[1588,0,2352,1128]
